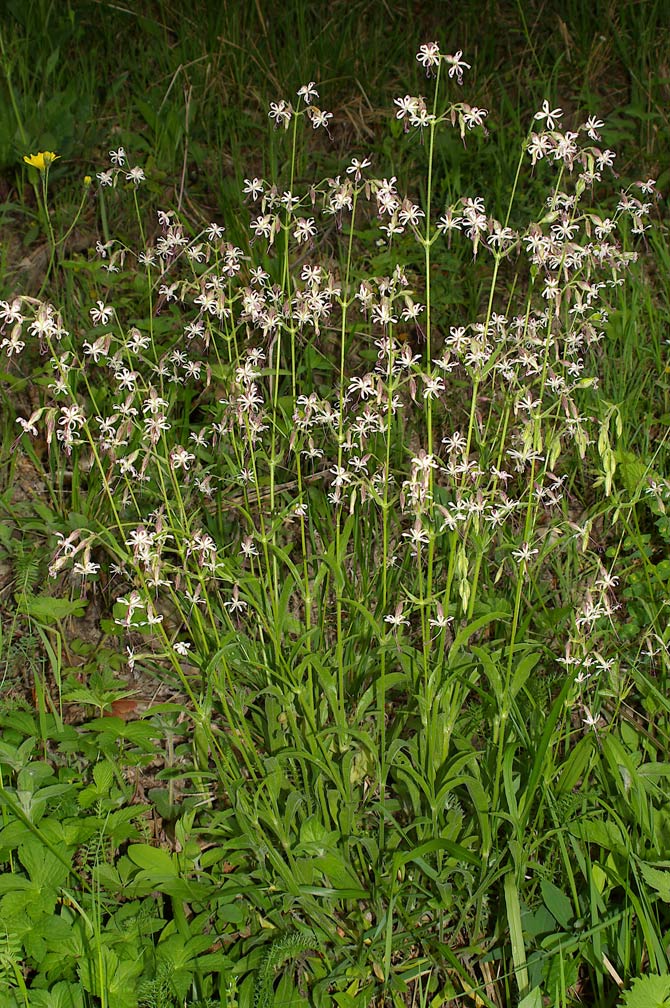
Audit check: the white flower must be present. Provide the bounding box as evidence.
[582,115,604,141]
[293,217,317,244]
[429,603,453,631]
[416,42,440,72]
[444,50,470,84]
[511,542,539,562]
[297,82,319,104]
[89,300,113,325]
[394,95,420,119]
[125,166,145,185]
[308,107,333,132]
[346,157,372,181]
[384,603,409,628]
[534,99,563,131]
[16,410,42,436]
[224,585,248,612]
[269,100,292,128]
[243,177,264,200]
[240,536,259,558]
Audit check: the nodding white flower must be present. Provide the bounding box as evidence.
[297,81,319,104]
[596,148,616,170]
[384,602,410,629]
[463,105,488,129]
[582,706,601,731]
[240,536,259,558]
[402,521,430,548]
[398,202,425,227]
[308,107,333,132]
[125,526,155,552]
[442,431,467,454]
[429,603,453,631]
[16,410,42,436]
[0,298,23,324]
[169,445,195,470]
[173,641,191,656]
[422,375,445,399]
[3,328,26,356]
[224,585,248,613]
[444,50,471,84]
[109,147,126,166]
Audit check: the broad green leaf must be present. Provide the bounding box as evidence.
[16,593,88,622]
[620,973,670,1008]
[127,843,178,874]
[92,761,115,793]
[569,818,628,855]
[24,982,84,1008]
[540,879,573,929]
[510,651,540,699]
[19,839,71,888]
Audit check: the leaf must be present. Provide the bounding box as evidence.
[620,973,670,1008]
[569,818,628,855]
[93,761,114,793]
[24,983,85,1008]
[540,879,573,930]
[637,860,670,902]
[504,872,529,998]
[16,593,88,623]
[19,839,71,888]
[273,973,310,1008]
[127,843,178,875]
[517,989,543,1008]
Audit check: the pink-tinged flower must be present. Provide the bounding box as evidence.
[384,603,409,629]
[416,42,440,72]
[444,50,471,84]
[346,157,372,181]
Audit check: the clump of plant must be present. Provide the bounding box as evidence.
[1,41,666,1008]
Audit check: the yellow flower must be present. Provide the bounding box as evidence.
[83,174,92,186]
[23,151,60,171]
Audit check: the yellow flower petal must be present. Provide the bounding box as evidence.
[23,151,60,171]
